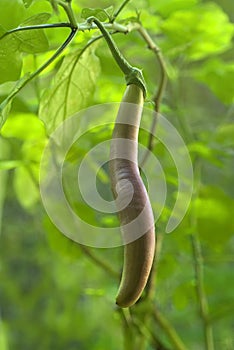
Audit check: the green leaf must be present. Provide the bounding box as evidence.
[151,0,199,17]
[81,8,108,21]
[215,123,234,147]
[13,165,39,209]
[0,73,31,128]
[13,13,51,53]
[39,46,101,134]
[0,26,23,84]
[22,0,34,8]
[0,160,22,170]
[1,113,46,141]
[0,99,12,130]
[188,141,222,166]
[0,0,26,30]
[193,59,234,105]
[0,137,10,234]
[161,3,234,60]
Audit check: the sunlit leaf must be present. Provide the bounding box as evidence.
[0,73,31,127]
[1,113,46,140]
[152,0,199,16]
[39,46,101,134]
[0,160,22,170]
[0,26,23,84]
[14,13,50,53]
[0,0,26,30]
[161,3,234,60]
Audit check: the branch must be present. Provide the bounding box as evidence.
[0,28,77,119]
[132,316,171,350]
[117,308,136,350]
[86,17,146,94]
[0,23,72,40]
[57,0,78,29]
[153,308,188,350]
[79,244,119,279]
[190,234,215,350]
[144,232,164,302]
[190,160,214,350]
[137,27,167,168]
[111,0,132,22]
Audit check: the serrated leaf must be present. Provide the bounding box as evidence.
[13,13,50,53]
[81,8,108,21]
[39,46,101,134]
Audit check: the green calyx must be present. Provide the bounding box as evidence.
[86,16,147,98]
[125,67,147,98]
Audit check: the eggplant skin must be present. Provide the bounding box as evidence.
[109,84,155,308]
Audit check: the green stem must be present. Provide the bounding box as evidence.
[190,160,214,350]
[137,26,167,168]
[86,16,146,95]
[0,29,77,116]
[191,234,214,350]
[0,23,71,40]
[58,0,77,29]
[153,308,188,350]
[79,245,119,278]
[111,0,131,22]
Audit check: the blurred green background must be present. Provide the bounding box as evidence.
[0,0,234,349]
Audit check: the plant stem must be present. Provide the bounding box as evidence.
[137,26,167,168]
[86,17,146,94]
[132,317,171,350]
[0,29,77,122]
[79,244,119,278]
[58,0,78,29]
[190,160,214,350]
[0,23,71,40]
[191,234,215,350]
[153,308,188,350]
[111,0,132,22]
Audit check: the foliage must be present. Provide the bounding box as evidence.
[0,0,234,349]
